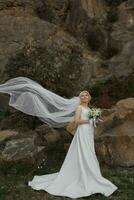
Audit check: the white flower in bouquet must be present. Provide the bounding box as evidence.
[88,107,103,127]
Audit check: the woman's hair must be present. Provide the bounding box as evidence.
[79,90,91,104]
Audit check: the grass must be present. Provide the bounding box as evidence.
[0,164,133,200]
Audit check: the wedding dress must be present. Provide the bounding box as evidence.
[28,105,118,199]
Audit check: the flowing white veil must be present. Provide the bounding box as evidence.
[0,77,81,128]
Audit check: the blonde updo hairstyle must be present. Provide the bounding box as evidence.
[79,90,91,105]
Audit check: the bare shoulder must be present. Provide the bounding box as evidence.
[77,105,82,108]
[75,105,82,111]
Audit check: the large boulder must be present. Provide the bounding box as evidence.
[95,97,134,167]
[96,121,134,167]
[0,130,18,145]
[1,137,45,163]
[34,124,61,146]
[115,97,134,120]
[0,125,62,166]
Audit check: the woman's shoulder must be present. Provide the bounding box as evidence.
[77,105,82,108]
[76,105,82,110]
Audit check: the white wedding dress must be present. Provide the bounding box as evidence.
[28,105,118,198]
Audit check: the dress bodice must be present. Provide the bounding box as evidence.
[79,105,90,120]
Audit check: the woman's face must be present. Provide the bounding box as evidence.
[80,92,90,104]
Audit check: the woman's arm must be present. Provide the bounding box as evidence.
[74,106,90,125]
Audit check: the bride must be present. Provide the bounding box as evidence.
[28,90,118,199]
[0,77,118,199]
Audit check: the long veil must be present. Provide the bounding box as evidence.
[0,77,80,128]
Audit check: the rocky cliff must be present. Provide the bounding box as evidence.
[0,0,133,98]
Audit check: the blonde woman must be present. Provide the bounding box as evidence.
[0,77,118,199]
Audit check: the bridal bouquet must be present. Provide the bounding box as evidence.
[88,107,103,127]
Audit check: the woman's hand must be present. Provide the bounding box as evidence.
[89,119,93,125]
